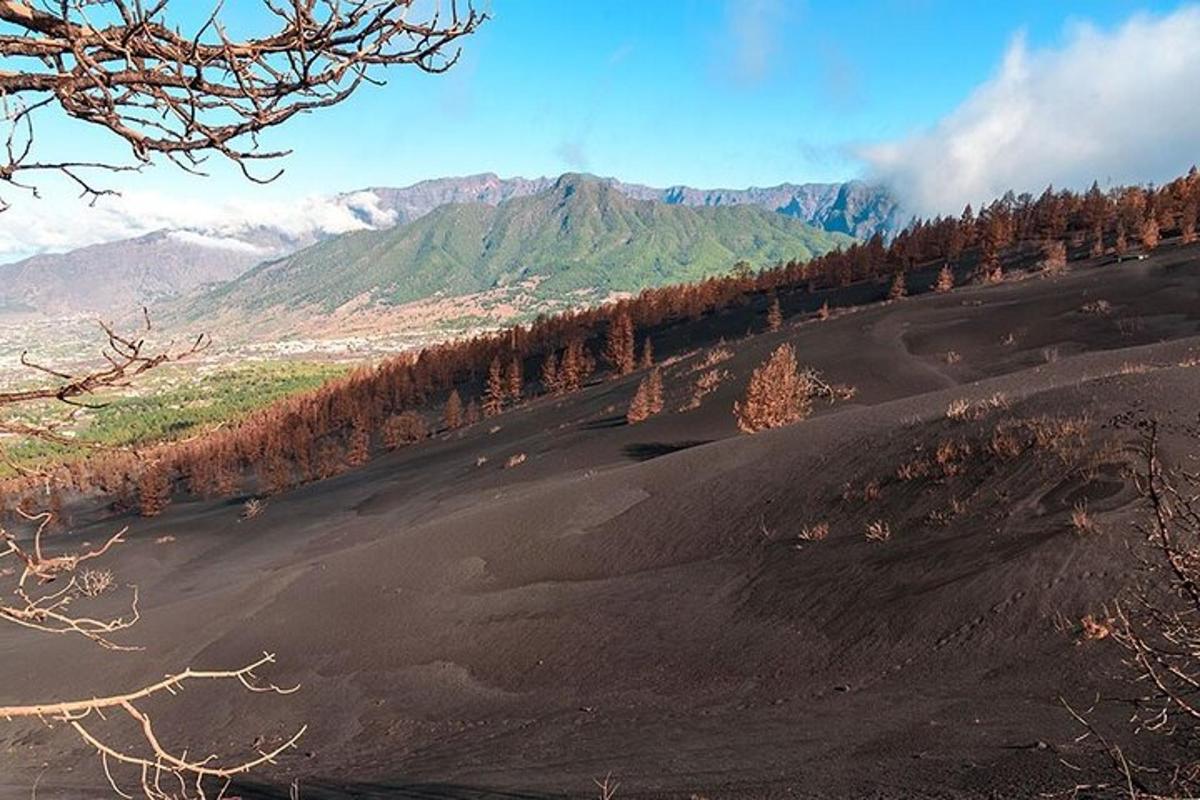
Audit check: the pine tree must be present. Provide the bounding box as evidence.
[465,399,481,426]
[734,344,814,434]
[506,357,523,401]
[767,295,783,331]
[639,337,654,370]
[887,271,907,301]
[483,356,504,417]
[934,264,954,293]
[444,389,463,430]
[604,312,636,376]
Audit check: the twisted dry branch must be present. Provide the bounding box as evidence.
[0,0,486,206]
[0,653,306,800]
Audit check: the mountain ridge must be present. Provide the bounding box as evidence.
[0,173,898,317]
[181,174,855,327]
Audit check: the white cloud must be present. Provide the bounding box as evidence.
[861,6,1200,216]
[0,187,398,263]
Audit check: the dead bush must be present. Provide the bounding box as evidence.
[504,452,527,469]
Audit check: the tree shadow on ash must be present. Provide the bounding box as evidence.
[622,440,712,462]
[231,779,566,800]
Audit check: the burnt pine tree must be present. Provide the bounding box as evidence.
[934,264,954,293]
[734,344,814,434]
[506,358,523,401]
[444,389,464,430]
[767,296,783,331]
[483,357,505,417]
[604,312,637,376]
[887,271,907,301]
[639,337,654,369]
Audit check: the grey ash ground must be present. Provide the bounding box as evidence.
[5,245,1200,799]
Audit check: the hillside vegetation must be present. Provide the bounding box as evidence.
[185,174,853,317]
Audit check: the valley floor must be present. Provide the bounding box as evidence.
[4,245,1200,798]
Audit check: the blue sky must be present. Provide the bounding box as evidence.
[2,0,1199,259]
[174,0,1190,191]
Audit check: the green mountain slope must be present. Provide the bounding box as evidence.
[187,174,854,317]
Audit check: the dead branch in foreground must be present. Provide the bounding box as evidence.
[0,653,306,800]
[0,0,486,208]
[0,509,138,648]
[0,310,303,798]
[1058,421,1200,799]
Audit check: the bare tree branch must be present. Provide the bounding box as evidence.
[0,0,486,205]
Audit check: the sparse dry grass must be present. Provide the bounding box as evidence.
[797,522,829,542]
[865,519,891,543]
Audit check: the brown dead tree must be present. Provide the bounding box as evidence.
[0,0,486,208]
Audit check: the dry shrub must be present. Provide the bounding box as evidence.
[504,452,527,469]
[154,534,176,545]
[1080,299,1113,315]
[946,398,972,420]
[897,458,932,481]
[944,350,962,365]
[988,423,1025,460]
[797,522,829,542]
[475,455,488,467]
[1070,501,1096,535]
[734,344,814,434]
[817,301,831,321]
[865,520,891,542]
[1043,346,1059,363]
[696,345,733,372]
[383,411,427,449]
[862,479,882,502]
[240,498,266,520]
[935,439,971,477]
[949,393,1010,423]
[682,368,726,411]
[1026,414,1091,463]
[1079,613,1112,641]
[1117,361,1152,375]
